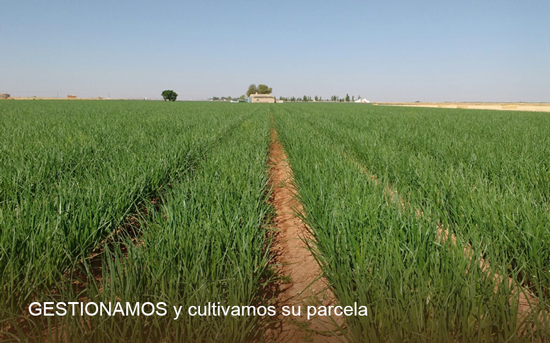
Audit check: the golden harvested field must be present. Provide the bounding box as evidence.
[380,102,550,112]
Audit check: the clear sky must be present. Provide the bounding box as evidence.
[1,0,549,101]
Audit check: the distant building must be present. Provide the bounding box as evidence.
[248,93,275,103]
[0,94,10,99]
[355,98,371,103]
[67,95,77,99]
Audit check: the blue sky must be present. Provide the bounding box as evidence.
[1,0,549,101]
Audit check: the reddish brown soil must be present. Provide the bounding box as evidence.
[265,128,344,343]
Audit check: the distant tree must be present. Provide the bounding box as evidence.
[246,84,258,97]
[314,95,318,102]
[247,84,273,96]
[303,95,308,102]
[162,90,178,102]
[257,84,273,94]
[352,95,355,102]
[213,96,219,101]
[239,95,246,100]
[345,94,350,102]
[290,96,296,102]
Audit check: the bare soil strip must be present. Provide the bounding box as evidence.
[378,102,550,112]
[265,128,344,343]
[346,154,548,330]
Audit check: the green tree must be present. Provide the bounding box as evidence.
[257,84,273,94]
[246,84,258,97]
[303,95,308,102]
[247,84,272,96]
[345,94,350,102]
[352,95,355,102]
[161,90,178,102]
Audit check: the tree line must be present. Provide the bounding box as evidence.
[161,88,363,103]
[207,84,365,102]
[277,94,361,102]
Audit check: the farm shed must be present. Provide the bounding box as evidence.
[0,93,10,99]
[355,98,371,103]
[248,93,275,103]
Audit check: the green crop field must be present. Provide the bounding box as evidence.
[275,104,550,342]
[1,101,549,342]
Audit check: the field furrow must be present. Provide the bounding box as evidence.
[265,125,344,343]
[2,101,549,342]
[0,101,267,341]
[273,104,550,342]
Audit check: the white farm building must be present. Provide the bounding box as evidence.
[248,93,276,103]
[355,98,371,103]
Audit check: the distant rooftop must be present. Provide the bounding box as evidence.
[250,93,275,98]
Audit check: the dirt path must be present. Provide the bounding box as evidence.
[265,128,344,343]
